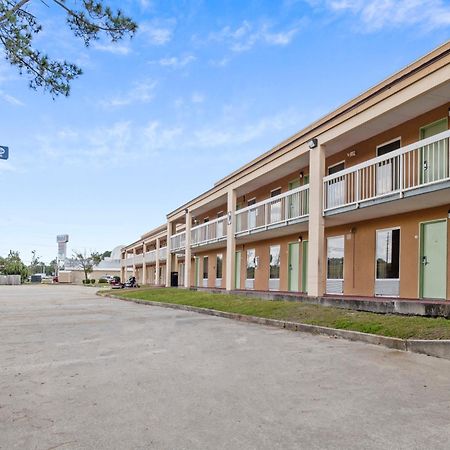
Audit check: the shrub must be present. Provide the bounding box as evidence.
[99,278,108,283]
[82,279,88,284]
[90,279,95,284]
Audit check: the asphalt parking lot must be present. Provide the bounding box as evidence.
[1,284,450,450]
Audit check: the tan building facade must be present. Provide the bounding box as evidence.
[122,41,450,302]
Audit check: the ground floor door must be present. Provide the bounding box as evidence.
[420,220,447,299]
[235,251,241,289]
[302,240,308,293]
[288,242,300,291]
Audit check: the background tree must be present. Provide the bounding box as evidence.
[46,258,57,276]
[29,249,45,275]
[2,250,28,281]
[101,250,111,259]
[0,1,137,96]
[72,250,102,282]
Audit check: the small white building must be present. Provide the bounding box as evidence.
[59,246,130,283]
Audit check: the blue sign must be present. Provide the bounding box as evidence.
[0,146,8,160]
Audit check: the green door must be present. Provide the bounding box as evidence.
[420,220,447,299]
[302,240,308,293]
[288,242,300,291]
[420,118,448,184]
[235,251,241,289]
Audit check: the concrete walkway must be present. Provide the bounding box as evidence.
[1,285,450,450]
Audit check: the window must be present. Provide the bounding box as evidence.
[248,198,257,229]
[216,254,223,279]
[216,211,224,238]
[327,162,346,209]
[246,249,256,279]
[269,188,282,223]
[376,229,400,279]
[377,138,401,156]
[269,245,280,279]
[327,236,344,279]
[270,188,282,197]
[328,161,345,175]
[203,256,208,279]
[376,138,401,195]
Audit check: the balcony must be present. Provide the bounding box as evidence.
[323,130,450,215]
[170,232,186,253]
[122,254,143,267]
[191,216,227,247]
[122,247,167,266]
[144,250,156,264]
[235,185,309,236]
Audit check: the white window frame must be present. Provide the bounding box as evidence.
[375,137,402,156]
[374,227,401,297]
[327,160,346,175]
[326,235,345,294]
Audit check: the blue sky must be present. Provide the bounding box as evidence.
[1,0,449,263]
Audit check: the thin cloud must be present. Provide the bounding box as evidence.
[139,20,175,45]
[208,20,303,53]
[0,90,24,106]
[99,80,157,109]
[322,0,450,31]
[32,109,306,168]
[155,55,196,68]
[92,42,131,55]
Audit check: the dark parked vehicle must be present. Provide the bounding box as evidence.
[110,276,139,289]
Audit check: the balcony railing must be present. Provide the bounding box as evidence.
[159,246,167,260]
[235,185,309,234]
[144,250,156,264]
[191,216,227,246]
[122,248,167,266]
[323,130,450,212]
[122,254,144,266]
[170,232,186,253]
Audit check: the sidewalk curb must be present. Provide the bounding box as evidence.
[100,292,450,361]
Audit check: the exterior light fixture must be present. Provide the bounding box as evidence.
[299,172,304,179]
[298,235,303,243]
[184,208,189,214]
[227,211,232,225]
[308,138,318,149]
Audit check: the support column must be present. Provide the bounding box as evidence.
[225,188,237,291]
[141,242,147,285]
[184,211,192,288]
[307,144,326,297]
[155,238,160,285]
[165,222,172,287]
[120,253,126,281]
[132,247,137,278]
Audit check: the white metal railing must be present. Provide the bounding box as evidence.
[191,216,227,246]
[235,185,309,234]
[323,130,450,212]
[122,254,144,266]
[170,232,186,253]
[144,250,156,264]
[159,246,167,260]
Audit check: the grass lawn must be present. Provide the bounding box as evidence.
[106,288,450,340]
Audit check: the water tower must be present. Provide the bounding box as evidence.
[56,234,69,270]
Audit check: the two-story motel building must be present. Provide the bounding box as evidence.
[121,42,450,302]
